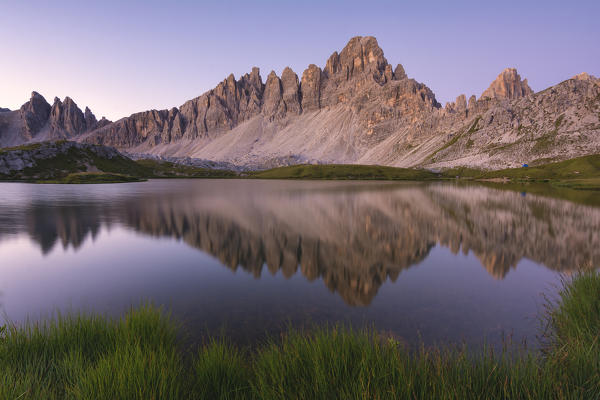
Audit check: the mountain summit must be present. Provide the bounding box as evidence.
[0,92,109,147]
[1,36,599,169]
[481,68,533,100]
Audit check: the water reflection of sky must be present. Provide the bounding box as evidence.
[0,180,597,348]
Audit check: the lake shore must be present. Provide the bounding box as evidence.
[2,141,599,189]
[1,272,598,399]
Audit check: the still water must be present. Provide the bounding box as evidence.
[0,180,598,348]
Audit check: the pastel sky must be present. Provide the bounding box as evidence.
[1,0,598,121]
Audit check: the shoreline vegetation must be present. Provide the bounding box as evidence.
[0,141,599,191]
[1,273,598,399]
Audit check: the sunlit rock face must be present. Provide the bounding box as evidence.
[480,68,533,100]
[2,181,598,306]
[75,36,599,170]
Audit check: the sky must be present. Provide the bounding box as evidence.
[1,0,599,121]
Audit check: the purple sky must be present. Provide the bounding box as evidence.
[1,0,598,121]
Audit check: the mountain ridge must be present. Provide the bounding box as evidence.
[1,36,599,170]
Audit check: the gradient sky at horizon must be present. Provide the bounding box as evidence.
[1,0,598,121]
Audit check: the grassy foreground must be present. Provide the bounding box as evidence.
[1,274,599,399]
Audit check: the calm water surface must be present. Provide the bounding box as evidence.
[0,180,598,348]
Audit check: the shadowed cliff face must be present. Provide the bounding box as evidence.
[1,181,598,306]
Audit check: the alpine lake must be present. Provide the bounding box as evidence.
[1,179,598,350]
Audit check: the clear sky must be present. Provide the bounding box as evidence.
[1,0,598,121]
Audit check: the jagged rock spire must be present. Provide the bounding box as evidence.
[481,68,533,100]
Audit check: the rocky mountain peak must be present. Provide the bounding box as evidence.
[50,96,86,138]
[84,106,98,130]
[19,91,52,137]
[481,68,533,100]
[573,72,598,83]
[337,36,388,79]
[10,37,596,172]
[2,92,104,145]
[281,67,301,115]
[394,64,407,80]
[262,70,285,121]
[300,64,322,111]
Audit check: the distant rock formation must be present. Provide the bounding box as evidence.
[20,91,52,139]
[0,107,10,112]
[0,92,108,147]
[2,36,599,170]
[481,68,533,100]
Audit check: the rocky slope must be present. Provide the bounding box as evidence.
[2,36,599,169]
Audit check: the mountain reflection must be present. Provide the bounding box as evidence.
[1,181,599,306]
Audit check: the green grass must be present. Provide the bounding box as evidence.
[0,144,150,182]
[135,159,237,179]
[0,141,238,183]
[250,154,600,186]
[1,273,599,399]
[466,116,482,135]
[1,141,599,189]
[0,142,45,154]
[41,172,144,184]
[250,164,438,180]
[476,154,600,182]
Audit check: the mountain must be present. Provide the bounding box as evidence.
[2,36,599,169]
[0,92,110,148]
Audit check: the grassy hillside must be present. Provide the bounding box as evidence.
[250,164,439,180]
[0,142,149,182]
[250,155,600,186]
[1,141,598,186]
[42,172,143,184]
[1,273,598,399]
[477,154,600,181]
[136,159,237,179]
[0,141,237,183]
